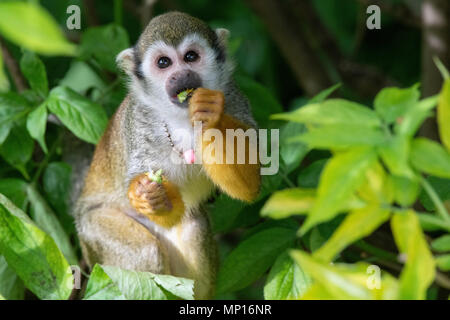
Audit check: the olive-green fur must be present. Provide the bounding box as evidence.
[136,12,218,58]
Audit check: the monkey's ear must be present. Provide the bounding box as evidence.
[215,28,230,48]
[116,48,135,75]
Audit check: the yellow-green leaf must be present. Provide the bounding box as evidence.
[314,206,390,262]
[291,250,398,300]
[391,210,435,299]
[395,95,439,137]
[377,135,414,179]
[272,99,381,128]
[291,124,386,149]
[0,2,76,56]
[390,175,420,207]
[374,84,420,124]
[300,147,377,234]
[357,161,393,204]
[410,138,450,179]
[261,189,316,219]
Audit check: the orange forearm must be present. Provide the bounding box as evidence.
[201,114,261,202]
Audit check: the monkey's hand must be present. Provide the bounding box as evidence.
[189,88,224,130]
[128,173,172,215]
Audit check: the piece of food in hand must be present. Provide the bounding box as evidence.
[128,171,186,228]
[177,88,195,103]
[146,169,163,184]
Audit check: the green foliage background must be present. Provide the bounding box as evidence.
[0,0,449,300]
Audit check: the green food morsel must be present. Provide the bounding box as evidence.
[177,89,194,103]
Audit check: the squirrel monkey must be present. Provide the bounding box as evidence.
[75,12,260,299]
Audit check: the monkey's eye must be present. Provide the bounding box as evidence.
[157,56,172,69]
[184,51,199,63]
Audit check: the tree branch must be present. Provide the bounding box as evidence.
[0,38,28,92]
[249,0,398,98]
[245,0,333,96]
[82,0,100,26]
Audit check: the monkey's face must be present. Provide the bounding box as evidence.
[117,27,232,112]
[140,34,225,108]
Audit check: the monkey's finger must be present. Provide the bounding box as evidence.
[191,113,212,124]
[193,88,224,99]
[190,103,223,118]
[146,181,164,193]
[146,193,167,203]
[148,197,168,208]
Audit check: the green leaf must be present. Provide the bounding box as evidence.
[80,24,129,72]
[236,74,283,128]
[47,86,108,144]
[431,235,450,253]
[0,125,33,178]
[390,175,420,207]
[209,194,246,233]
[437,80,450,152]
[377,135,414,178]
[410,138,450,179]
[300,147,377,234]
[26,184,77,265]
[418,213,450,232]
[264,251,312,300]
[0,193,73,300]
[419,176,450,211]
[391,210,435,299]
[272,99,381,128]
[308,83,341,104]
[0,2,76,56]
[436,254,450,271]
[0,255,24,300]
[297,159,328,188]
[0,179,28,211]
[292,124,386,149]
[26,103,47,153]
[280,122,308,173]
[84,264,194,300]
[0,92,31,144]
[59,61,106,95]
[261,188,316,219]
[43,162,72,217]
[20,51,48,98]
[395,95,439,137]
[314,206,390,262]
[374,85,420,124]
[217,227,297,294]
[83,264,124,300]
